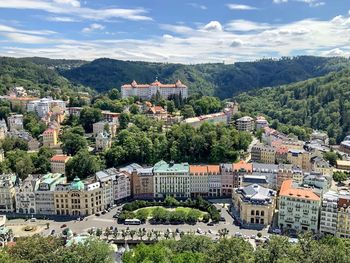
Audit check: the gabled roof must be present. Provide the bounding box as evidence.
[279,179,320,201]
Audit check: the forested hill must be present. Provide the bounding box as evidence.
[236,69,350,143]
[0,57,89,96]
[60,56,350,98]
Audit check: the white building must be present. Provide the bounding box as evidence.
[95,131,111,152]
[93,121,117,137]
[319,191,339,236]
[35,173,67,215]
[189,165,209,197]
[235,116,254,132]
[27,97,66,118]
[0,174,18,213]
[278,180,320,233]
[183,112,228,128]
[121,79,188,100]
[7,114,23,131]
[15,175,40,214]
[113,171,131,202]
[0,119,8,140]
[95,168,117,208]
[153,160,190,198]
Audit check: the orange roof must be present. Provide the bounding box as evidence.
[232,160,252,172]
[190,165,208,174]
[276,146,288,154]
[279,180,320,201]
[51,155,70,162]
[207,165,220,173]
[122,80,187,89]
[43,128,56,134]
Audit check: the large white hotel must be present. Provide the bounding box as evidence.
[121,79,188,100]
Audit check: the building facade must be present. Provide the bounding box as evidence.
[51,155,71,175]
[235,116,254,132]
[15,175,40,214]
[251,143,276,164]
[7,114,23,131]
[189,165,209,197]
[319,191,339,236]
[42,128,58,148]
[121,79,188,100]
[0,174,18,213]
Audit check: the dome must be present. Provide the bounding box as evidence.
[70,177,84,191]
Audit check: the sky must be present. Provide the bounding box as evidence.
[0,0,349,63]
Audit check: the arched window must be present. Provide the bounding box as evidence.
[261,211,265,216]
[251,210,255,216]
[256,211,260,216]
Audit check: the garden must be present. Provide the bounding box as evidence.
[118,196,221,224]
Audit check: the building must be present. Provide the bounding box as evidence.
[95,169,116,209]
[95,131,112,151]
[336,160,350,171]
[255,116,269,130]
[319,191,339,236]
[0,119,8,140]
[241,175,269,188]
[235,116,254,132]
[51,155,71,175]
[35,173,66,215]
[183,112,228,128]
[232,184,276,228]
[121,164,154,199]
[251,143,276,164]
[340,141,350,154]
[232,160,253,188]
[153,160,190,198]
[311,131,329,145]
[278,180,320,233]
[27,97,66,118]
[252,163,278,189]
[54,177,103,216]
[145,105,168,120]
[275,146,288,164]
[189,165,209,197]
[113,170,131,202]
[220,163,234,197]
[15,175,40,214]
[303,172,331,194]
[42,128,58,148]
[28,137,40,151]
[287,150,311,171]
[92,121,117,138]
[7,114,23,131]
[0,174,18,213]
[310,156,333,175]
[337,192,350,238]
[208,166,222,197]
[101,111,120,123]
[121,79,188,100]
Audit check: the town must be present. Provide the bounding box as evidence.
[0,78,349,254]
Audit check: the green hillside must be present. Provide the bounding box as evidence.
[237,69,350,143]
[0,57,90,96]
[61,56,350,98]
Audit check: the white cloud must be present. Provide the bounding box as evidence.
[273,0,288,3]
[226,20,270,31]
[0,24,55,35]
[82,23,105,33]
[227,3,257,10]
[187,3,207,10]
[0,0,151,21]
[3,32,49,44]
[203,21,223,31]
[321,48,348,57]
[46,16,78,22]
[230,39,243,47]
[273,0,325,7]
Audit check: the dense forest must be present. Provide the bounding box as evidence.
[0,57,91,97]
[1,56,349,99]
[237,69,350,143]
[57,56,350,98]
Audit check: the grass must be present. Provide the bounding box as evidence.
[136,206,207,220]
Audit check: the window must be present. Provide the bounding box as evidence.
[251,210,255,216]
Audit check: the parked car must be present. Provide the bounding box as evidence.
[234,232,242,237]
[95,212,101,216]
[60,224,67,228]
[207,222,214,226]
[197,228,203,234]
[208,229,213,234]
[50,229,55,235]
[30,218,37,222]
[101,211,106,215]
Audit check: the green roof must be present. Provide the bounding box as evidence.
[70,177,85,191]
[153,160,189,174]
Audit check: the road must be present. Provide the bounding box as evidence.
[36,201,268,239]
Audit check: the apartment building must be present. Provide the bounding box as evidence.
[278,180,320,233]
[27,97,66,118]
[251,143,276,164]
[0,119,7,140]
[54,177,103,216]
[233,184,276,228]
[113,170,131,203]
[0,174,18,213]
[232,160,253,188]
[153,160,190,198]
[255,116,269,130]
[336,193,350,238]
[7,114,23,131]
[95,169,116,209]
[220,163,234,197]
[121,79,188,100]
[42,128,58,148]
[15,175,40,214]
[51,155,71,175]
[252,163,278,189]
[310,156,333,175]
[92,121,117,138]
[189,165,209,197]
[35,173,66,215]
[95,131,111,151]
[287,150,311,171]
[319,191,339,236]
[207,165,221,197]
[235,116,254,132]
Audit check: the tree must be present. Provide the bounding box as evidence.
[23,113,46,138]
[129,104,140,115]
[166,100,176,114]
[95,228,103,239]
[108,88,120,100]
[61,127,88,156]
[181,105,195,119]
[119,112,130,129]
[104,227,112,240]
[79,107,103,133]
[323,151,338,166]
[333,171,349,184]
[66,150,103,180]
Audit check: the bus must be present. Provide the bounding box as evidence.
[124,219,141,225]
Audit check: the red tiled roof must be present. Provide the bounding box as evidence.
[43,128,56,134]
[51,155,70,162]
[279,180,320,201]
[232,160,252,172]
[122,80,187,89]
[190,165,208,174]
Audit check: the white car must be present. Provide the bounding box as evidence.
[234,232,242,237]
[197,228,203,234]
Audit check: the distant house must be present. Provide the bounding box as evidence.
[51,155,71,175]
[42,128,58,148]
[235,116,254,132]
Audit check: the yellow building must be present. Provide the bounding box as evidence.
[232,184,276,227]
[54,177,103,216]
[336,195,350,238]
[42,128,58,148]
[336,160,350,171]
[251,143,276,164]
[287,150,311,171]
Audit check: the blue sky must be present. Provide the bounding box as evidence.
[0,0,349,63]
